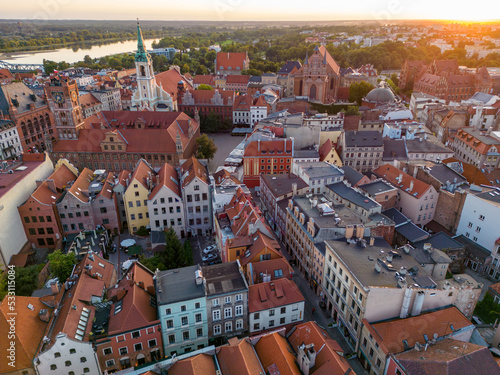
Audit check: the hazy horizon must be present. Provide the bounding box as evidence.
[2,0,498,23]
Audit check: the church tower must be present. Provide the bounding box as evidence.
[135,21,156,106]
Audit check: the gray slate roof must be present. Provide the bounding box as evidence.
[0,82,47,115]
[383,139,408,161]
[341,165,365,186]
[360,180,396,196]
[382,208,409,226]
[428,164,467,186]
[326,182,379,210]
[156,265,205,305]
[414,232,464,251]
[395,222,430,243]
[202,261,247,297]
[405,139,453,154]
[344,131,383,148]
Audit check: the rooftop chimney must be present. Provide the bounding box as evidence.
[50,282,60,295]
[355,225,365,239]
[297,343,316,375]
[409,180,414,192]
[345,225,354,239]
[369,237,375,246]
[195,270,203,285]
[398,173,403,183]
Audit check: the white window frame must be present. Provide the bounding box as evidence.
[224,307,232,319]
[225,321,232,332]
[213,324,221,335]
[213,309,221,321]
[235,305,243,316]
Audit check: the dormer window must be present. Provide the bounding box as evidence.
[110,137,114,142]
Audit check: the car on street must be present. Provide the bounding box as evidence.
[202,253,218,262]
[203,245,217,254]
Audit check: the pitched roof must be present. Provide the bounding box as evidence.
[0,296,51,373]
[168,353,216,375]
[79,92,101,108]
[366,307,473,354]
[107,262,157,334]
[260,173,308,198]
[155,68,193,99]
[244,139,293,157]
[248,278,304,313]
[216,52,248,70]
[217,337,264,375]
[318,45,340,75]
[278,61,302,75]
[373,164,432,199]
[288,321,352,375]
[240,230,282,266]
[394,338,500,375]
[226,75,250,84]
[181,157,209,189]
[67,167,94,203]
[319,139,333,161]
[442,158,492,186]
[254,332,301,375]
[233,94,252,111]
[0,82,47,115]
[30,163,78,205]
[250,258,293,284]
[129,159,155,190]
[213,168,241,185]
[193,74,215,86]
[149,162,180,199]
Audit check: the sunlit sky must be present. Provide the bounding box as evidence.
[1,0,498,21]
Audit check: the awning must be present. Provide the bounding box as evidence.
[127,245,142,256]
[120,238,136,247]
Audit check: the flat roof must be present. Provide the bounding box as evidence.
[360,180,396,196]
[0,155,46,199]
[325,237,434,288]
[261,174,308,198]
[296,161,344,179]
[156,265,205,305]
[202,261,247,297]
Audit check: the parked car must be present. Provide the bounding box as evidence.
[202,253,218,262]
[203,245,217,254]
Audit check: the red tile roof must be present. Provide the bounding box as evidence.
[30,163,78,205]
[130,160,155,191]
[179,89,235,106]
[442,158,492,186]
[217,337,264,375]
[154,68,193,100]
[168,353,216,375]
[68,167,94,203]
[288,321,352,375]
[107,262,157,334]
[373,164,432,199]
[318,45,340,75]
[319,139,333,161]
[0,154,47,199]
[181,156,210,189]
[240,230,282,266]
[250,258,293,284]
[226,75,250,84]
[248,278,305,313]
[213,168,241,185]
[216,52,248,70]
[366,307,472,354]
[0,68,14,81]
[254,331,301,375]
[233,94,252,111]
[149,162,180,199]
[244,139,293,157]
[79,92,101,108]
[0,296,50,373]
[193,74,215,86]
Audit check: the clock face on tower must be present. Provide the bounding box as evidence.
[52,92,64,104]
[71,91,77,101]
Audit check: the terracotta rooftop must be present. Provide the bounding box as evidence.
[181,156,210,189]
[288,321,352,375]
[250,258,293,284]
[366,307,473,354]
[217,337,264,375]
[240,230,282,266]
[79,92,101,108]
[244,139,294,157]
[226,74,250,84]
[67,167,94,203]
[130,159,155,191]
[0,296,51,373]
[216,52,248,70]
[254,331,301,375]
[213,168,241,185]
[154,68,193,100]
[106,262,157,335]
[317,45,340,75]
[168,353,216,375]
[248,278,305,313]
[373,164,432,199]
[30,163,78,205]
[193,74,215,86]
[149,162,180,199]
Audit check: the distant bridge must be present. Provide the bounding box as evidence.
[0,60,44,73]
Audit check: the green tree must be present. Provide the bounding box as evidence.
[181,63,190,74]
[43,59,58,74]
[183,240,193,266]
[139,254,166,272]
[474,292,500,324]
[47,250,76,282]
[343,105,360,116]
[195,134,218,161]
[348,81,374,106]
[197,84,213,90]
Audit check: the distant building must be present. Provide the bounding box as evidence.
[0,119,22,159]
[452,127,500,170]
[215,52,250,76]
[339,130,384,172]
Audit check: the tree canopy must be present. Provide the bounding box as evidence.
[196,134,218,161]
[47,250,76,283]
[349,81,375,105]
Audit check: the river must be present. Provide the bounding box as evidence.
[0,38,158,65]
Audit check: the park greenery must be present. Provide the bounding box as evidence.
[474,292,500,324]
[47,250,77,283]
[139,228,193,271]
[0,263,46,299]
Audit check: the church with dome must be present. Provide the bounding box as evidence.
[362,84,397,109]
[131,23,178,111]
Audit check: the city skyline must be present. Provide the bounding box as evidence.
[1,0,498,22]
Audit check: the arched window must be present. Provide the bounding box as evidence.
[140,66,146,77]
[21,122,27,136]
[27,119,33,133]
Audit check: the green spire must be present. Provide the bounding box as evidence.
[135,20,150,62]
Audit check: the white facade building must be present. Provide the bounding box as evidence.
[92,89,122,111]
[456,188,500,254]
[34,333,102,375]
[148,163,186,239]
[303,113,344,131]
[180,157,212,237]
[0,120,22,159]
[75,75,95,87]
[292,161,344,194]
